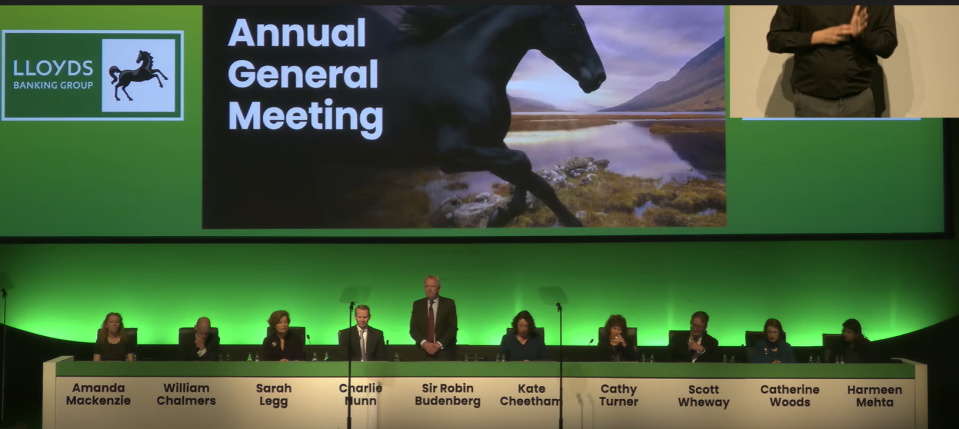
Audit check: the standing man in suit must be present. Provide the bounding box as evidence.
[410,275,458,361]
[180,317,220,361]
[668,311,719,363]
[338,305,387,361]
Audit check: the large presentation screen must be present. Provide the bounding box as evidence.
[0,6,949,239]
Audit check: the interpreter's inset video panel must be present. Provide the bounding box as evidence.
[730,6,959,119]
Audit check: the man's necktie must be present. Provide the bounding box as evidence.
[427,300,435,343]
[360,329,367,362]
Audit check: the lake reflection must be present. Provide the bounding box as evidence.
[420,119,726,209]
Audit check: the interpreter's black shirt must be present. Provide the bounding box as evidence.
[767,6,897,100]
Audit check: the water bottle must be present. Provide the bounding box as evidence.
[495,354,500,362]
[722,354,728,364]
[731,355,736,363]
[649,354,654,363]
[218,354,223,361]
[816,355,821,364]
[323,352,329,361]
[255,353,260,362]
[393,352,400,362]
[839,356,845,364]
[247,353,252,362]
[312,352,318,362]
[809,355,814,363]
[226,352,231,361]
[640,353,646,363]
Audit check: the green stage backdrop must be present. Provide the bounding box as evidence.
[1,236,957,347]
[0,6,955,349]
[0,6,948,237]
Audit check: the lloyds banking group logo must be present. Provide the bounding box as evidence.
[1,30,183,121]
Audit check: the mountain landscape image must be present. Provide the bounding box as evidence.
[326,6,728,230]
[508,37,726,113]
[602,37,725,112]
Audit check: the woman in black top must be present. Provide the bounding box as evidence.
[261,310,305,361]
[93,312,133,362]
[499,310,548,361]
[597,314,637,362]
[831,318,872,363]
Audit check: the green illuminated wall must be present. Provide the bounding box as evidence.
[0,5,956,347]
[1,237,957,347]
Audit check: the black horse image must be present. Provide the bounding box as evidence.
[108,50,168,101]
[336,6,606,227]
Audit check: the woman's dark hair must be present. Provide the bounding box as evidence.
[764,318,785,340]
[511,310,538,336]
[843,318,867,340]
[268,310,291,329]
[604,314,627,336]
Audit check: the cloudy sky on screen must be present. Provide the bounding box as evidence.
[507,6,725,111]
[366,5,725,111]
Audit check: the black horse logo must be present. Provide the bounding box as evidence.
[108,50,168,101]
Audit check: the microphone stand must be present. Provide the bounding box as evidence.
[347,301,354,429]
[556,302,563,429]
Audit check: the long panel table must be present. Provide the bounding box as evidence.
[43,356,927,429]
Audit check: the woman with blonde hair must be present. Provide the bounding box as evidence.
[93,312,133,362]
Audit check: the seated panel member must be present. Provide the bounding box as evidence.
[261,310,305,362]
[180,317,220,361]
[831,318,872,363]
[499,310,548,361]
[596,314,637,362]
[93,312,134,362]
[338,305,387,361]
[751,318,796,364]
[668,311,719,363]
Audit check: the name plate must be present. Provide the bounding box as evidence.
[54,377,915,429]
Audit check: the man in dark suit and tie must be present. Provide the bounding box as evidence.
[410,275,458,361]
[668,311,719,363]
[338,305,387,361]
[179,317,220,361]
